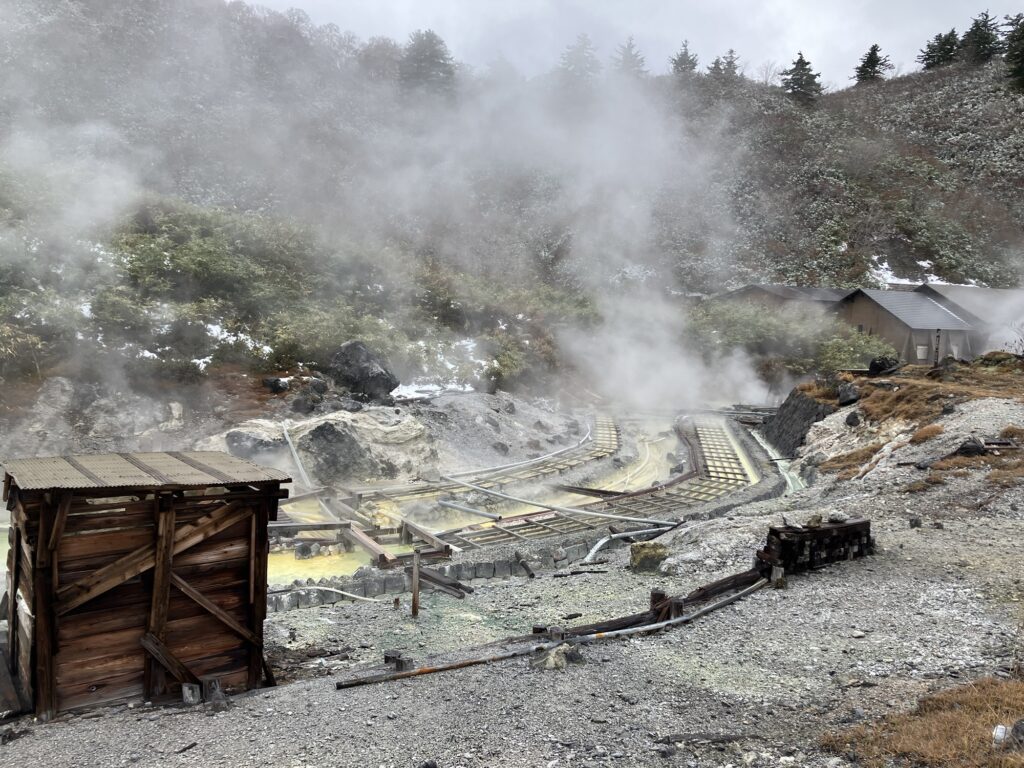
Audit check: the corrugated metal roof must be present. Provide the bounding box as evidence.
[917,284,1024,325]
[725,284,852,301]
[3,451,290,491]
[854,289,976,331]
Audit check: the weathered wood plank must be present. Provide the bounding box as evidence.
[57,501,250,615]
[144,494,175,699]
[47,492,73,552]
[170,573,256,645]
[34,495,56,719]
[247,498,269,688]
[139,632,199,686]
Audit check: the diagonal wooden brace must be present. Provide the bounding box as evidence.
[57,501,250,616]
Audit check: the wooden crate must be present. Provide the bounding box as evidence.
[2,451,289,718]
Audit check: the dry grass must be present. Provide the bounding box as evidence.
[820,442,883,480]
[911,424,945,444]
[904,474,948,492]
[989,459,1024,487]
[822,678,1024,768]
[1001,426,1024,441]
[798,380,838,404]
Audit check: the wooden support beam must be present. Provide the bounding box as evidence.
[47,491,72,552]
[491,522,529,541]
[337,522,397,567]
[33,495,57,719]
[144,494,175,699]
[247,494,271,689]
[168,571,261,645]
[57,500,250,616]
[140,632,200,686]
[399,520,455,555]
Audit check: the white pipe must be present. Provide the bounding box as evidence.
[439,474,675,528]
[437,500,503,520]
[581,527,668,563]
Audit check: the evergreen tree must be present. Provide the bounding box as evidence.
[669,40,698,76]
[960,11,1004,64]
[1005,14,1024,89]
[398,30,455,92]
[780,52,823,105]
[559,34,602,81]
[612,36,647,77]
[706,56,724,77]
[722,49,741,77]
[853,43,893,83]
[918,28,960,69]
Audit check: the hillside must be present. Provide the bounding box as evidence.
[1,0,1022,409]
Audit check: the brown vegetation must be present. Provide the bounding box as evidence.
[1001,426,1024,441]
[822,677,1024,768]
[904,474,947,493]
[820,442,883,480]
[911,424,945,444]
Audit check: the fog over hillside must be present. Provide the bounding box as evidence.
[0,1,1022,407]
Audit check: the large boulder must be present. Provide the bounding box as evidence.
[296,420,391,484]
[326,341,399,402]
[868,355,900,375]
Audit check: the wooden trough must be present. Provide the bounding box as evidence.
[2,451,290,719]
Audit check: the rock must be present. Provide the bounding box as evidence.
[837,382,860,407]
[909,517,922,529]
[530,643,585,671]
[868,355,900,375]
[296,420,381,484]
[762,390,837,458]
[1008,718,1024,749]
[492,441,510,455]
[845,411,861,427]
[307,377,329,395]
[533,419,551,433]
[326,340,399,402]
[828,510,850,523]
[484,414,500,430]
[225,429,286,459]
[942,402,956,415]
[630,542,669,572]
[953,437,987,457]
[262,377,290,393]
[291,394,319,414]
[294,543,313,560]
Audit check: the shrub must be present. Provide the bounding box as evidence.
[910,424,944,444]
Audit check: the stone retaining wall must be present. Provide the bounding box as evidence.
[762,389,837,458]
[267,534,627,612]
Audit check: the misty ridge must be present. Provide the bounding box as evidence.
[1,0,1023,417]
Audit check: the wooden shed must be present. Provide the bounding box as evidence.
[2,451,290,719]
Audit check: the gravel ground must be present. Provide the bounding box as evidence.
[4,399,1024,768]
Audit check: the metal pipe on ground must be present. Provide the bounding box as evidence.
[581,527,669,564]
[333,577,768,690]
[437,500,503,520]
[439,475,675,528]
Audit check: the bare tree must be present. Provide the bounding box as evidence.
[755,60,782,86]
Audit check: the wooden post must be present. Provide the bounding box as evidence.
[144,493,175,700]
[411,549,421,619]
[7,525,20,674]
[247,491,271,689]
[33,493,56,719]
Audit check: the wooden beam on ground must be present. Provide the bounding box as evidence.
[140,632,200,686]
[400,520,455,555]
[57,500,250,616]
[337,522,397,567]
[491,522,529,541]
[170,572,257,645]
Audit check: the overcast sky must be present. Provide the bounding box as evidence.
[259,1,1018,88]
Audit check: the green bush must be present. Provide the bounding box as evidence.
[816,331,897,374]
